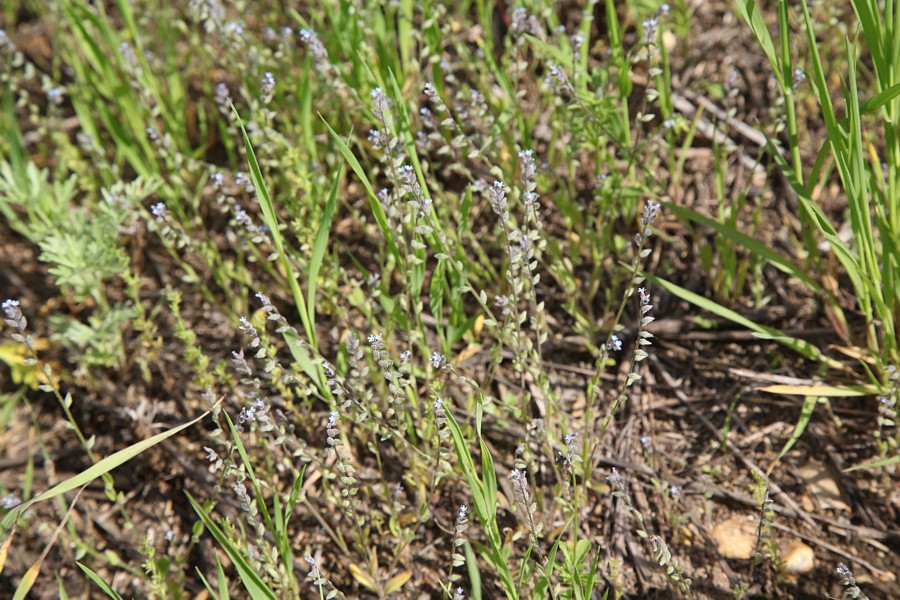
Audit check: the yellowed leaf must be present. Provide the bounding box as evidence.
[13,561,41,600]
[759,384,878,397]
[473,314,485,337]
[0,342,49,390]
[455,343,482,365]
[0,526,15,575]
[349,563,378,593]
[384,571,411,595]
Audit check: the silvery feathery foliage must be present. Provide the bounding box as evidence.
[639,199,661,234]
[370,87,391,123]
[230,474,268,543]
[221,20,246,50]
[545,64,572,96]
[519,150,537,206]
[377,187,403,233]
[229,339,276,435]
[571,33,585,56]
[560,432,582,472]
[2,299,26,336]
[299,29,328,69]
[510,8,539,42]
[433,397,446,422]
[431,350,447,370]
[494,294,513,317]
[322,360,348,407]
[232,481,253,513]
[202,446,222,471]
[305,555,324,585]
[232,207,270,245]
[231,347,252,377]
[649,534,691,593]
[119,41,141,78]
[367,128,386,150]
[304,555,345,598]
[608,469,692,594]
[2,300,53,388]
[642,17,659,43]
[47,87,64,105]
[608,334,623,352]
[235,171,255,194]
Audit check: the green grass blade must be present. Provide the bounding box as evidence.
[308,164,343,335]
[194,565,221,600]
[320,117,402,264]
[216,555,231,600]
[464,541,483,600]
[643,272,844,370]
[230,104,315,348]
[770,394,817,472]
[846,454,900,471]
[222,413,276,541]
[186,492,278,600]
[75,563,123,600]
[858,80,900,115]
[2,403,213,530]
[443,409,486,523]
[735,0,783,87]
[663,201,818,289]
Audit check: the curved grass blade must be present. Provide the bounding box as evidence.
[320,117,401,264]
[643,272,845,371]
[662,201,818,290]
[186,492,278,600]
[230,104,315,349]
[1,400,218,530]
[308,164,343,334]
[76,563,123,600]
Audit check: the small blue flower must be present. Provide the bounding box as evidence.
[47,87,64,105]
[608,335,622,352]
[151,202,169,219]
